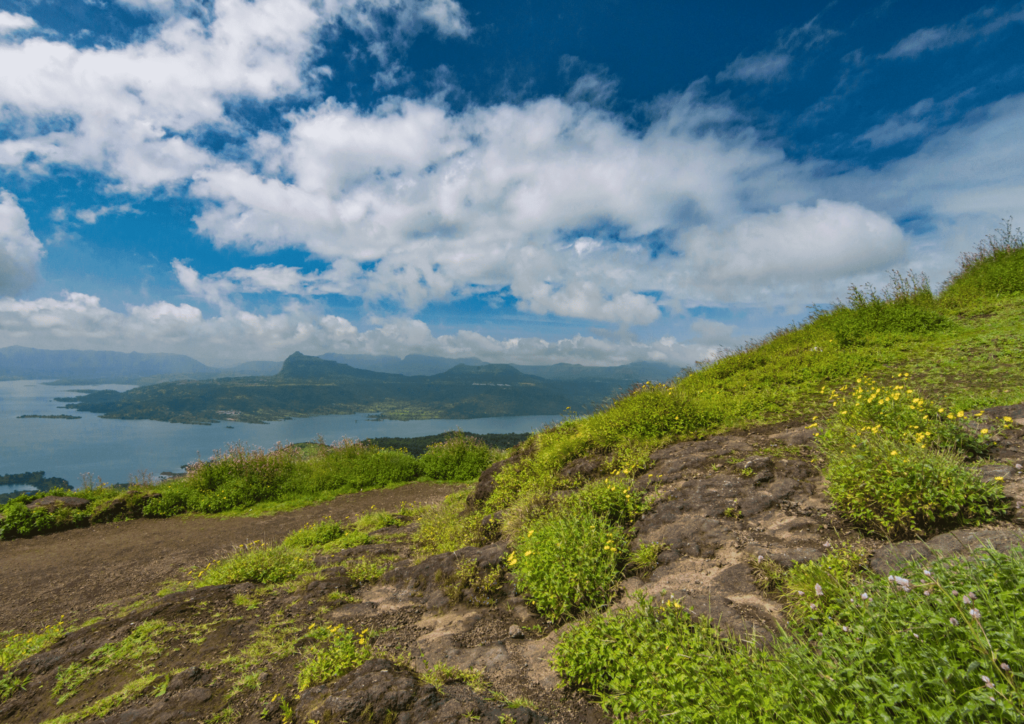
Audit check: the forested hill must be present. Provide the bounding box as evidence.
[60,352,676,424]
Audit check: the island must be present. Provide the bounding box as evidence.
[17,414,82,419]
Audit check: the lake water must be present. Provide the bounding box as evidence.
[0,380,562,492]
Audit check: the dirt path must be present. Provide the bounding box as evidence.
[0,482,467,635]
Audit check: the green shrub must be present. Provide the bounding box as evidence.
[297,625,372,691]
[818,380,1006,537]
[553,549,1024,723]
[192,541,314,586]
[552,593,767,722]
[418,432,495,481]
[283,519,345,548]
[413,491,491,555]
[780,544,869,623]
[943,219,1024,306]
[344,448,421,488]
[566,478,650,527]
[813,270,948,347]
[353,509,403,531]
[508,510,630,622]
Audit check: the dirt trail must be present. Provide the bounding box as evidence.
[0,482,467,635]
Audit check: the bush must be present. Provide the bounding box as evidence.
[192,541,314,586]
[418,432,494,481]
[282,519,345,548]
[943,218,1024,305]
[508,510,631,622]
[565,478,650,527]
[413,491,491,555]
[814,270,947,347]
[552,594,767,722]
[817,380,1006,537]
[553,549,1024,723]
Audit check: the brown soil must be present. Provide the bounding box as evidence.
[0,482,468,636]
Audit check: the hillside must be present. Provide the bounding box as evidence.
[56,353,668,424]
[1,224,1024,724]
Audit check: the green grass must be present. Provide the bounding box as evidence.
[191,541,315,587]
[0,617,68,704]
[297,625,373,691]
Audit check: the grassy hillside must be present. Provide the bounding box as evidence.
[2,221,1023,723]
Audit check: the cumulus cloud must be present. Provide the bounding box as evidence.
[0,191,45,295]
[0,291,707,367]
[0,11,36,35]
[0,0,471,191]
[74,204,140,225]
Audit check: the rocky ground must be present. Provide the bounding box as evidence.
[1,404,1023,724]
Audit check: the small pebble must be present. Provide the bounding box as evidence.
[509,624,524,639]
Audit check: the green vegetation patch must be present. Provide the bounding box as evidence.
[555,546,1024,722]
[297,625,373,692]
[818,378,1007,537]
[52,620,177,706]
[507,510,631,622]
[0,617,68,704]
[192,541,315,587]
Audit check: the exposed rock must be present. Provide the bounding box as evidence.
[26,496,89,512]
[870,527,1024,575]
[294,658,545,724]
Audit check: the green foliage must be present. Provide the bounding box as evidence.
[0,617,67,704]
[508,510,631,622]
[555,548,1024,722]
[436,557,504,605]
[297,625,372,691]
[353,509,404,531]
[365,432,531,457]
[192,541,315,586]
[53,620,173,706]
[564,478,650,528]
[418,432,496,481]
[341,554,398,584]
[552,594,768,723]
[413,490,491,555]
[814,270,948,348]
[780,544,870,622]
[943,218,1024,307]
[282,518,345,548]
[818,379,1006,537]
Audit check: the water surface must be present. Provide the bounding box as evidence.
[0,380,561,491]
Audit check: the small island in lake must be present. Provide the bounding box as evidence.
[18,414,82,419]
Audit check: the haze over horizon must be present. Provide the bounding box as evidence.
[1,0,1022,367]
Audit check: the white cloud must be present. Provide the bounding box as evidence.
[0,0,472,191]
[673,200,906,302]
[74,203,140,225]
[0,291,706,367]
[0,191,45,296]
[882,6,1024,59]
[0,11,36,35]
[716,52,791,83]
[858,98,935,149]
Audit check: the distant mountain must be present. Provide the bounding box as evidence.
[319,353,487,376]
[61,352,659,424]
[319,353,679,382]
[0,346,280,384]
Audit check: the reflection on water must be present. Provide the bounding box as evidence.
[0,380,561,489]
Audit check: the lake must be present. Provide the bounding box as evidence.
[0,380,562,492]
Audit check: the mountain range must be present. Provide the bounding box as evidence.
[0,346,679,385]
[58,352,682,424]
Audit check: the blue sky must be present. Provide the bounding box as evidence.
[0,0,1022,367]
